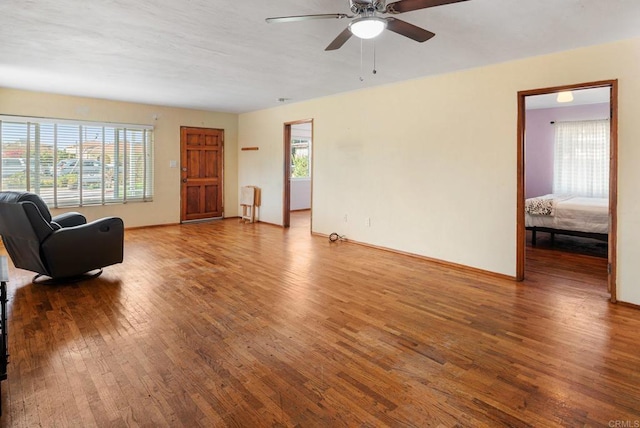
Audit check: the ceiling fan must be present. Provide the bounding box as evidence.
[266,0,469,51]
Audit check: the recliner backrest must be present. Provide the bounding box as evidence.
[0,197,50,274]
[0,191,56,241]
[0,191,53,222]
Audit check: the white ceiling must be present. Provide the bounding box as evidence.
[1,0,639,114]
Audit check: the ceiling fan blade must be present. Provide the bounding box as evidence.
[385,0,468,14]
[385,18,435,42]
[266,13,351,23]
[325,27,353,51]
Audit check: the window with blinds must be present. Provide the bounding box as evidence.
[552,119,609,198]
[0,116,153,207]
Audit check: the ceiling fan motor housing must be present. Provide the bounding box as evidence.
[350,0,386,14]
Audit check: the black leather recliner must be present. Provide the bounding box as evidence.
[0,191,124,282]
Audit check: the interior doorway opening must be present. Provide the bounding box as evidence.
[283,120,313,229]
[517,80,618,302]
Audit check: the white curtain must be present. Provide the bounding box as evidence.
[552,119,610,198]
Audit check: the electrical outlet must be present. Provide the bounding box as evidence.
[365,217,371,227]
[344,214,348,222]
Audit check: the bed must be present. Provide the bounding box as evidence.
[525,194,609,245]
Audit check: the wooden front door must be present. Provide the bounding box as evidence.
[180,127,224,222]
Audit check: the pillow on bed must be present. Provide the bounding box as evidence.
[525,197,555,216]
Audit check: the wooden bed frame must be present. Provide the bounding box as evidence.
[526,226,608,246]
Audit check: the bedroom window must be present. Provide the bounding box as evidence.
[552,119,609,198]
[0,116,154,207]
[291,138,311,179]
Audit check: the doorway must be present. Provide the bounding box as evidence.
[180,127,224,222]
[283,120,313,229]
[517,80,618,302]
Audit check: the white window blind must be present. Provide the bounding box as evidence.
[0,115,153,207]
[552,119,609,198]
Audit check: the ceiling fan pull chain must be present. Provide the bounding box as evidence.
[360,38,364,81]
[373,39,377,75]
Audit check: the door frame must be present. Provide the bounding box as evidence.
[283,119,313,229]
[516,79,618,302]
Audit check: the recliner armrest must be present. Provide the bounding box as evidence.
[52,212,87,228]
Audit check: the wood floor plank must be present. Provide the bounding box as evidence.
[0,211,638,426]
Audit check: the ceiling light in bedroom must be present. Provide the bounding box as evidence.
[557,91,574,103]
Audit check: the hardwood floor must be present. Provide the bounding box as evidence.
[1,211,638,427]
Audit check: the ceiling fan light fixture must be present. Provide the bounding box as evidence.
[349,16,387,39]
[557,91,574,103]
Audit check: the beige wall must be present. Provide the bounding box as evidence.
[0,88,239,226]
[239,36,640,305]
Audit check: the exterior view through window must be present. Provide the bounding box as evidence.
[290,138,311,178]
[0,116,153,207]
